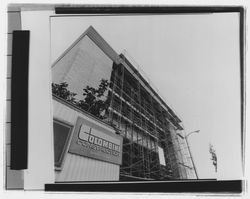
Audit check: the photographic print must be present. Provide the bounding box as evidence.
[5,4,245,194]
[50,12,241,182]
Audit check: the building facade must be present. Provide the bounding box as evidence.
[51,26,197,181]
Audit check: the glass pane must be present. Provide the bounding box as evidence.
[137,131,143,146]
[53,121,71,167]
[132,129,137,142]
[52,35,113,119]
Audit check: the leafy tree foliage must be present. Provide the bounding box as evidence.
[52,82,77,104]
[52,79,110,119]
[209,143,217,172]
[77,79,110,118]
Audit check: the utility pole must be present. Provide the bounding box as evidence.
[178,130,199,179]
[185,131,199,179]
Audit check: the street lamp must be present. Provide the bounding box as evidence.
[177,130,200,179]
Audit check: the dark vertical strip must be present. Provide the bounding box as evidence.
[10,30,30,170]
[239,8,245,174]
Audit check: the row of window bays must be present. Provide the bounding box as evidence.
[109,59,182,129]
[105,61,182,154]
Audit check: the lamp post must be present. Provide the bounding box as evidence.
[177,130,200,179]
[185,130,199,179]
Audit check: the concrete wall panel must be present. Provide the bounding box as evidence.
[53,99,120,182]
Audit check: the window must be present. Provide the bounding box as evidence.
[53,119,73,169]
[158,146,166,166]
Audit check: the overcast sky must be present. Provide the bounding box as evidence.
[50,13,242,179]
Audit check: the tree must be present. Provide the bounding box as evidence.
[52,79,110,119]
[77,79,110,119]
[209,143,217,172]
[52,82,77,104]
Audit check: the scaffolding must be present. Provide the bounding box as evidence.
[107,56,191,180]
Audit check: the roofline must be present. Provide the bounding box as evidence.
[53,94,115,131]
[120,53,182,124]
[51,25,120,68]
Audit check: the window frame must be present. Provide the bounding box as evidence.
[53,118,74,170]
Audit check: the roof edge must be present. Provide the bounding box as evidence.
[51,25,120,68]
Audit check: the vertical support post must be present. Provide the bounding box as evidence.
[108,65,115,124]
[118,64,124,128]
[185,136,199,179]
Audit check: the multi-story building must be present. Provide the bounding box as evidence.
[51,26,197,182]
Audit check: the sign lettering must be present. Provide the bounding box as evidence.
[69,117,123,165]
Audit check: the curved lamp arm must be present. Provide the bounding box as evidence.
[184,130,200,179]
[176,130,200,179]
[185,130,200,139]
